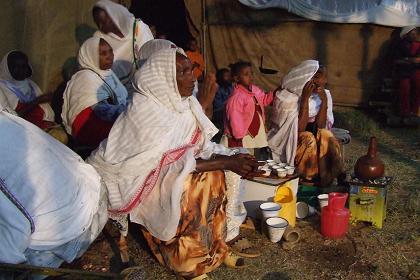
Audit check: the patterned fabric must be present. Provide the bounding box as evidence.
[142,171,228,278]
[295,129,343,187]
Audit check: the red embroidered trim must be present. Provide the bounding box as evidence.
[109,127,201,214]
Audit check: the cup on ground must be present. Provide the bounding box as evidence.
[296,201,316,218]
[266,217,288,242]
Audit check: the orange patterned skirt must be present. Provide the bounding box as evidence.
[295,128,344,187]
[142,170,228,278]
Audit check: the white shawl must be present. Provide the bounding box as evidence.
[138,39,176,67]
[0,51,54,121]
[268,60,334,165]
[0,109,104,252]
[88,48,232,241]
[61,37,128,135]
[93,0,154,84]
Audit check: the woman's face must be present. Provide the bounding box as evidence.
[8,53,30,81]
[312,69,327,94]
[235,66,253,88]
[176,54,196,97]
[99,39,114,70]
[93,8,123,37]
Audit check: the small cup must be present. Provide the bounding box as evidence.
[266,217,288,242]
[285,166,295,175]
[296,201,316,218]
[261,168,271,177]
[276,163,287,168]
[260,202,281,220]
[276,168,287,178]
[267,161,277,167]
[318,194,329,208]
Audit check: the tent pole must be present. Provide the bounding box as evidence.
[201,0,207,75]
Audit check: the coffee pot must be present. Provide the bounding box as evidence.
[354,136,385,181]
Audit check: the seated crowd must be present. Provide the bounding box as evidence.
[1,0,414,279]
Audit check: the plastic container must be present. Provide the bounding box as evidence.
[321,192,350,239]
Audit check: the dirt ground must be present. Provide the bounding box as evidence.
[68,108,420,280]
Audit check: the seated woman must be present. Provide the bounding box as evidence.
[88,48,261,279]
[0,105,107,272]
[92,0,154,90]
[0,51,55,128]
[62,37,128,148]
[268,60,344,187]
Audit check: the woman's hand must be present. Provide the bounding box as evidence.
[302,80,316,99]
[35,93,53,104]
[223,154,263,179]
[197,73,218,118]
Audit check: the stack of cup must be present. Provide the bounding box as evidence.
[285,166,295,175]
[266,217,289,243]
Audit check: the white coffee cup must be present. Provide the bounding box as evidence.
[285,166,295,175]
[260,202,281,220]
[261,168,271,177]
[276,168,287,178]
[318,194,329,208]
[296,202,316,218]
[266,217,288,242]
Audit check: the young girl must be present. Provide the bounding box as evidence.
[222,61,279,158]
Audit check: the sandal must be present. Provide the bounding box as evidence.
[230,237,261,258]
[191,274,212,280]
[223,251,248,269]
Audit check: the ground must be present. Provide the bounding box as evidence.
[68,108,420,280]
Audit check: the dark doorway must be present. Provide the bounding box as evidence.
[130,0,193,48]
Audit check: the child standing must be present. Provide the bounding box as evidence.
[222,61,279,158]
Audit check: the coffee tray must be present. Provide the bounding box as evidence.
[249,174,299,186]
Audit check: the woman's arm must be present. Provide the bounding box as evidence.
[315,90,328,129]
[195,153,262,178]
[297,81,315,132]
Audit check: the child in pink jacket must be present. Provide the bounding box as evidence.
[222,61,280,157]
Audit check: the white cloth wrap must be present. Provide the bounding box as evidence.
[0,51,54,121]
[93,0,154,84]
[268,60,334,165]
[61,37,128,134]
[0,110,106,263]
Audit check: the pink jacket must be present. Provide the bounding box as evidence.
[224,84,274,139]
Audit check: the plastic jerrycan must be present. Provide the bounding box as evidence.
[321,192,350,239]
[274,181,298,227]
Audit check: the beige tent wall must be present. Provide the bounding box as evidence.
[185,0,395,106]
[0,0,98,93]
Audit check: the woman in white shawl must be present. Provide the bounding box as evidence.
[92,0,154,89]
[268,60,344,187]
[0,105,107,273]
[0,51,55,128]
[88,48,260,278]
[62,37,128,147]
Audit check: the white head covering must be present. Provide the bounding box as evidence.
[78,37,112,78]
[0,51,54,121]
[0,51,37,103]
[268,60,334,165]
[138,39,176,67]
[94,0,134,37]
[87,48,231,241]
[400,25,417,38]
[61,37,128,134]
[93,0,154,84]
